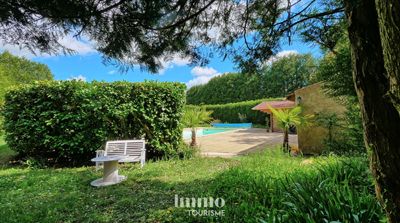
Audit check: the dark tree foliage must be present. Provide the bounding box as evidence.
[299,1,346,53]
[316,38,356,99]
[187,53,316,104]
[0,0,238,72]
[0,0,342,73]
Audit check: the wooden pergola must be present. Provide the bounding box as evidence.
[252,100,296,132]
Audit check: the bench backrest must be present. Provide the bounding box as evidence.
[105,140,145,157]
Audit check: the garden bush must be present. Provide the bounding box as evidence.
[186,98,282,125]
[2,80,186,166]
[315,102,365,156]
[205,152,383,223]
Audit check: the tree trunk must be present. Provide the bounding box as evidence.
[283,129,289,153]
[376,0,400,107]
[190,128,197,147]
[344,0,400,221]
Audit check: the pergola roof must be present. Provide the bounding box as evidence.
[252,100,296,111]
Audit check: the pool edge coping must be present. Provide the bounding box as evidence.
[182,127,246,141]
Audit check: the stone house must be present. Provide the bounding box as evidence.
[253,82,346,154]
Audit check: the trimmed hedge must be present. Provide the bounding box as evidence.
[2,81,186,166]
[186,98,282,125]
[187,54,316,105]
[186,73,264,105]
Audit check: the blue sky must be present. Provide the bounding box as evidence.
[3,36,321,88]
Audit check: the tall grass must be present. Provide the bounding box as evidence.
[266,160,382,223]
[189,151,384,223]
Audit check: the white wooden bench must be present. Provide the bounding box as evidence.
[96,140,146,169]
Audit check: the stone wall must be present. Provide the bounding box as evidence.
[295,83,347,154]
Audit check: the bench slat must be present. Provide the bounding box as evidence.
[103,140,146,167]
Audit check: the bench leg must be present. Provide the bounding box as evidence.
[103,160,119,182]
[91,160,126,187]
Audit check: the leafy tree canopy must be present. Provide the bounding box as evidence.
[186,53,316,104]
[0,51,53,101]
[316,37,356,100]
[0,0,344,73]
[261,53,317,96]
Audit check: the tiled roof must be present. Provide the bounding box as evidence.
[252,100,296,110]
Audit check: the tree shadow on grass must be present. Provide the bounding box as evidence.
[0,156,383,223]
[0,143,16,165]
[0,161,234,222]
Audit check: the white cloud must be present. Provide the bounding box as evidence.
[277,0,293,9]
[0,35,96,58]
[108,70,117,74]
[0,44,35,58]
[190,66,219,77]
[58,36,96,55]
[187,76,214,88]
[266,50,299,64]
[157,53,191,74]
[169,56,191,66]
[68,75,87,82]
[276,50,298,57]
[186,66,222,88]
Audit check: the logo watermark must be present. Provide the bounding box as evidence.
[174,194,225,217]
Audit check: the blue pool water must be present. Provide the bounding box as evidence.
[203,128,233,135]
[183,128,235,139]
[212,123,252,128]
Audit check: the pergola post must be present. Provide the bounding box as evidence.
[252,100,296,133]
[270,112,274,132]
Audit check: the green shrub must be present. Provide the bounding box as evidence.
[315,102,365,156]
[341,102,365,152]
[186,98,282,125]
[204,152,382,223]
[2,80,186,166]
[269,159,381,222]
[176,142,199,159]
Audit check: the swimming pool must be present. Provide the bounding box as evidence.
[212,123,252,128]
[183,128,235,139]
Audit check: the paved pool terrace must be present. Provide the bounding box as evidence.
[184,128,298,157]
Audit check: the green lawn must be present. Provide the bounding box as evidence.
[0,139,385,222]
